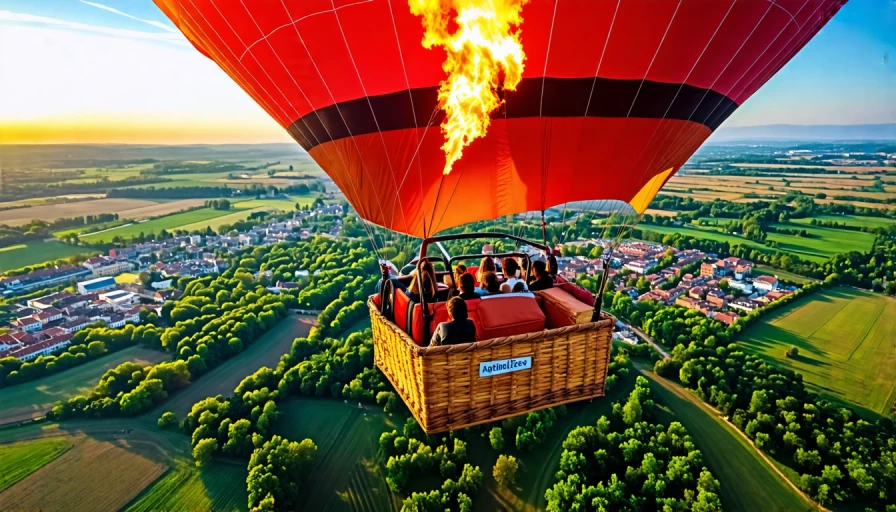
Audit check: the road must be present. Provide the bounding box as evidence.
[619,320,670,360]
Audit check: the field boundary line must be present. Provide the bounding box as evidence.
[637,365,827,512]
[844,301,885,362]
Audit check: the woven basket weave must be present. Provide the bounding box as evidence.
[368,298,614,433]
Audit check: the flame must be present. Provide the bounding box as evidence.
[410,0,527,175]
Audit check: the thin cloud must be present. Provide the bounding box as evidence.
[79,0,177,33]
[0,10,187,45]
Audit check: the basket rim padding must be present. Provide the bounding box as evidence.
[368,297,615,353]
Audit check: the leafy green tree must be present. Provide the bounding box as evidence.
[493,455,519,488]
[489,427,504,451]
[192,438,218,467]
[157,411,178,429]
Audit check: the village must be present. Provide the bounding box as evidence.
[0,203,344,361]
[552,239,798,344]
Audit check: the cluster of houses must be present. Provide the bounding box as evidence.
[0,288,162,361]
[0,204,346,298]
[553,240,796,329]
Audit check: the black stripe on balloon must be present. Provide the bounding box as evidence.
[287,77,738,151]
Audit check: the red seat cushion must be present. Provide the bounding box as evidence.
[476,295,545,339]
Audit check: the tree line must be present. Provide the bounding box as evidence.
[545,377,723,511]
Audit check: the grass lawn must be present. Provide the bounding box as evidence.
[642,368,817,512]
[0,346,169,425]
[115,272,141,284]
[176,206,278,232]
[272,399,402,511]
[159,314,313,417]
[0,240,97,273]
[753,264,817,286]
[791,214,895,230]
[80,207,238,243]
[738,287,896,417]
[0,438,73,492]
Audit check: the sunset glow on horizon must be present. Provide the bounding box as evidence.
[0,0,893,145]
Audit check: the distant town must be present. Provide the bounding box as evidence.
[0,203,344,361]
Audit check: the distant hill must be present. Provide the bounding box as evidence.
[711,123,896,142]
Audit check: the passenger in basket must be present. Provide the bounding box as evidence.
[501,257,527,291]
[458,273,480,300]
[430,297,477,346]
[512,281,526,293]
[528,260,554,291]
[476,256,497,287]
[408,260,437,303]
[482,271,502,295]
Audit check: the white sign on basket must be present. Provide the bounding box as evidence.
[479,356,532,378]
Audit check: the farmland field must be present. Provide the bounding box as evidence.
[0,240,97,273]
[637,221,874,263]
[160,314,313,416]
[0,198,159,226]
[1,437,167,512]
[125,460,247,512]
[738,287,896,416]
[790,214,895,230]
[0,438,73,492]
[272,399,400,511]
[0,346,169,425]
[79,207,239,243]
[752,264,816,285]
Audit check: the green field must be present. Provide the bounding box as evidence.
[126,460,247,512]
[739,287,896,416]
[0,346,169,425]
[0,240,97,273]
[0,438,73,492]
[791,214,895,230]
[638,221,873,263]
[79,207,238,243]
[160,314,312,417]
[643,369,816,512]
[272,399,401,511]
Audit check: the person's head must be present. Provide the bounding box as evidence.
[446,296,468,321]
[453,264,467,284]
[483,271,500,293]
[548,254,559,277]
[512,282,526,293]
[502,257,519,279]
[500,282,512,293]
[409,260,436,298]
[459,273,475,294]
[533,260,548,278]
[476,257,496,283]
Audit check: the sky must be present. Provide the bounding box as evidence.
[0,0,894,144]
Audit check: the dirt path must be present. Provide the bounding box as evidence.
[620,320,670,360]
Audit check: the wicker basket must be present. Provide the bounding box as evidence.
[369,297,614,433]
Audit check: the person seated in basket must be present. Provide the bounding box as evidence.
[482,271,503,295]
[446,264,468,298]
[430,297,477,347]
[501,257,527,292]
[408,260,437,303]
[457,273,480,300]
[528,260,554,291]
[512,281,526,293]
[476,256,497,287]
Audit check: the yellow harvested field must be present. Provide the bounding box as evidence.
[816,198,896,210]
[0,199,158,226]
[115,199,210,219]
[1,437,166,512]
[729,163,894,173]
[645,209,678,217]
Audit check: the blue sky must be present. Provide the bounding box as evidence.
[0,0,893,143]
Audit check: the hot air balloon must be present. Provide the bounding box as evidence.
[156,0,846,433]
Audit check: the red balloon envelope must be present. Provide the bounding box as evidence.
[155,0,846,238]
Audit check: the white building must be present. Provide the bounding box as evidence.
[727,280,753,294]
[624,259,656,275]
[753,276,779,294]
